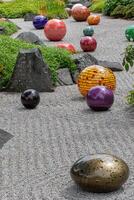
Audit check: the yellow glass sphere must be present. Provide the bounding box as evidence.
[77,65,116,96]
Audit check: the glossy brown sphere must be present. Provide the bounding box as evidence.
[70,154,129,193]
[72,6,90,22]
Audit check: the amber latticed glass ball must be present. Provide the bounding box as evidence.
[77,65,116,96]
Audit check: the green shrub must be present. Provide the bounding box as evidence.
[0,35,76,88]
[110,5,126,17]
[90,0,105,13]
[111,3,134,18]
[123,45,134,105]
[104,0,133,16]
[0,0,67,19]
[125,3,134,18]
[0,21,18,35]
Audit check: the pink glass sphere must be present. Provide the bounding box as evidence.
[44,19,67,41]
[86,86,114,111]
[56,43,76,53]
[80,36,97,52]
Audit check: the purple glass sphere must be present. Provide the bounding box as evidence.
[33,15,48,29]
[86,86,114,111]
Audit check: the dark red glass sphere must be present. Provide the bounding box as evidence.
[80,36,97,52]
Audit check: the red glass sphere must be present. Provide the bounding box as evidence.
[56,43,76,54]
[72,6,90,22]
[80,36,97,52]
[44,19,67,41]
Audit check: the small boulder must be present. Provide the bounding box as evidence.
[16,32,44,45]
[6,48,54,92]
[71,52,123,83]
[98,60,124,71]
[24,13,37,21]
[57,68,74,86]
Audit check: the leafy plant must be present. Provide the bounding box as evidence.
[0,35,76,88]
[90,0,106,13]
[104,0,134,17]
[123,45,134,105]
[123,45,134,71]
[0,21,18,35]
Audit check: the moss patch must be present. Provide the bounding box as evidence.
[0,21,18,35]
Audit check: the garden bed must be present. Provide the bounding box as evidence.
[0,35,76,88]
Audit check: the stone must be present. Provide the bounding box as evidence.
[24,13,37,21]
[16,32,44,45]
[98,60,124,71]
[71,52,123,83]
[57,68,73,86]
[0,26,5,34]
[0,129,13,149]
[71,52,98,72]
[5,48,54,92]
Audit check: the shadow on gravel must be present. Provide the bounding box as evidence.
[63,184,124,199]
[71,96,85,102]
[0,129,13,149]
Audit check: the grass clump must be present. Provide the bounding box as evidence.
[0,0,67,19]
[90,0,106,13]
[104,0,134,18]
[0,35,76,88]
[0,21,18,35]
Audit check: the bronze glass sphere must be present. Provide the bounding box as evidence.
[70,154,129,193]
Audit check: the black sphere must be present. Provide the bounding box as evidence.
[21,89,40,109]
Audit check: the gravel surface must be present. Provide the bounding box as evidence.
[0,16,133,200]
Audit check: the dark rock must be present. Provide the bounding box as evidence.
[98,60,124,71]
[16,32,44,45]
[0,26,5,34]
[24,13,37,21]
[71,52,124,83]
[71,52,98,72]
[0,129,13,149]
[5,48,54,92]
[57,68,74,86]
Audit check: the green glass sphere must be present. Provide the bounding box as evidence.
[83,26,94,36]
[125,25,134,41]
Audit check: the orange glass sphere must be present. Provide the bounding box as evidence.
[44,19,67,41]
[72,6,90,22]
[87,15,100,25]
[77,65,116,96]
[56,43,76,54]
